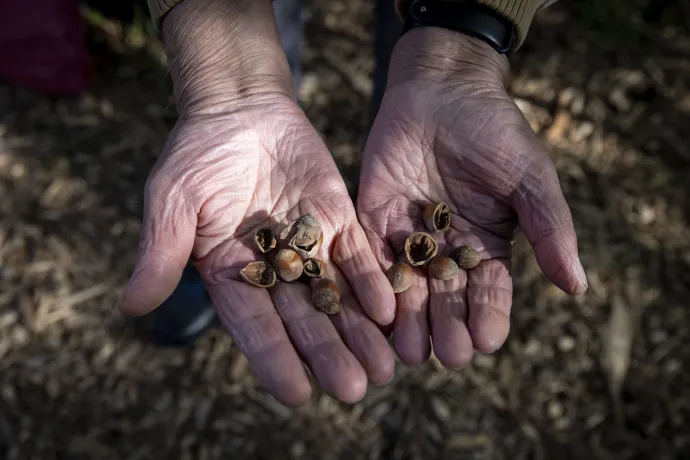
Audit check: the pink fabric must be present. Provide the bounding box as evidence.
[0,0,93,95]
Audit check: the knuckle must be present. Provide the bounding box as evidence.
[144,170,174,202]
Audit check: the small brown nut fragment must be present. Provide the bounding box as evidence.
[240,261,276,288]
[310,278,340,315]
[386,263,413,293]
[404,232,438,266]
[280,214,324,258]
[272,249,304,282]
[423,201,451,232]
[452,245,481,270]
[428,256,458,281]
[303,258,327,278]
[254,227,276,253]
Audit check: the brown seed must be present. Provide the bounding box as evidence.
[272,249,304,282]
[428,256,458,280]
[254,227,276,253]
[452,245,482,270]
[303,258,327,278]
[240,261,276,288]
[404,232,438,266]
[386,263,413,293]
[423,201,451,232]
[280,214,323,258]
[311,278,340,315]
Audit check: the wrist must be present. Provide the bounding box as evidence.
[162,0,296,115]
[387,27,509,91]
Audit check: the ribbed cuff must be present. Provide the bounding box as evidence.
[146,0,181,29]
[394,0,550,48]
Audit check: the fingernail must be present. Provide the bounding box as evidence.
[574,257,588,292]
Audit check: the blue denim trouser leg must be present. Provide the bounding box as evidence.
[274,0,402,118]
[273,0,305,91]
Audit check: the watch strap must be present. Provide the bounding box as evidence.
[396,0,552,48]
[401,0,516,54]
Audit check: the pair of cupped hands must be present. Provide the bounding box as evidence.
[120,0,588,406]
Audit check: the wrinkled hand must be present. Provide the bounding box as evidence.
[358,29,588,367]
[122,97,396,405]
[120,0,395,406]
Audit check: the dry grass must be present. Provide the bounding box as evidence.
[1,1,690,459]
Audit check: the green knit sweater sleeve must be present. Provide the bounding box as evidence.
[146,0,178,28]
[146,0,557,47]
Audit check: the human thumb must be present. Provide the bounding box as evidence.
[120,176,196,316]
[509,152,588,296]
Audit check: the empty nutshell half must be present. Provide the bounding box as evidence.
[428,256,458,281]
[271,249,304,282]
[310,277,340,315]
[452,245,481,270]
[386,263,413,293]
[240,261,277,288]
[303,258,327,278]
[423,201,451,232]
[254,227,277,254]
[280,213,324,258]
[404,232,439,266]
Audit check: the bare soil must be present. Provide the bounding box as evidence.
[1,1,690,459]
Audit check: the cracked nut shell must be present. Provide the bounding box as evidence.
[386,263,413,293]
[240,261,277,288]
[423,201,451,232]
[303,258,327,278]
[254,227,277,253]
[272,249,304,282]
[310,278,340,315]
[452,245,481,270]
[428,256,458,280]
[404,232,439,266]
[280,213,324,258]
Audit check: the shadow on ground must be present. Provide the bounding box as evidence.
[1,1,689,459]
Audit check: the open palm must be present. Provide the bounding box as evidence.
[122,98,395,405]
[358,46,587,367]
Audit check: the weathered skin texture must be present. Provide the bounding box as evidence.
[121,0,396,407]
[358,28,587,369]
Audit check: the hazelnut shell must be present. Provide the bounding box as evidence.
[404,232,439,266]
[428,256,458,280]
[422,202,451,232]
[254,227,277,254]
[272,249,304,282]
[311,278,340,315]
[240,262,277,288]
[280,214,323,258]
[303,258,327,278]
[386,263,414,293]
[452,246,481,270]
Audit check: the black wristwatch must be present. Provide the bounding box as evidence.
[401,0,517,54]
